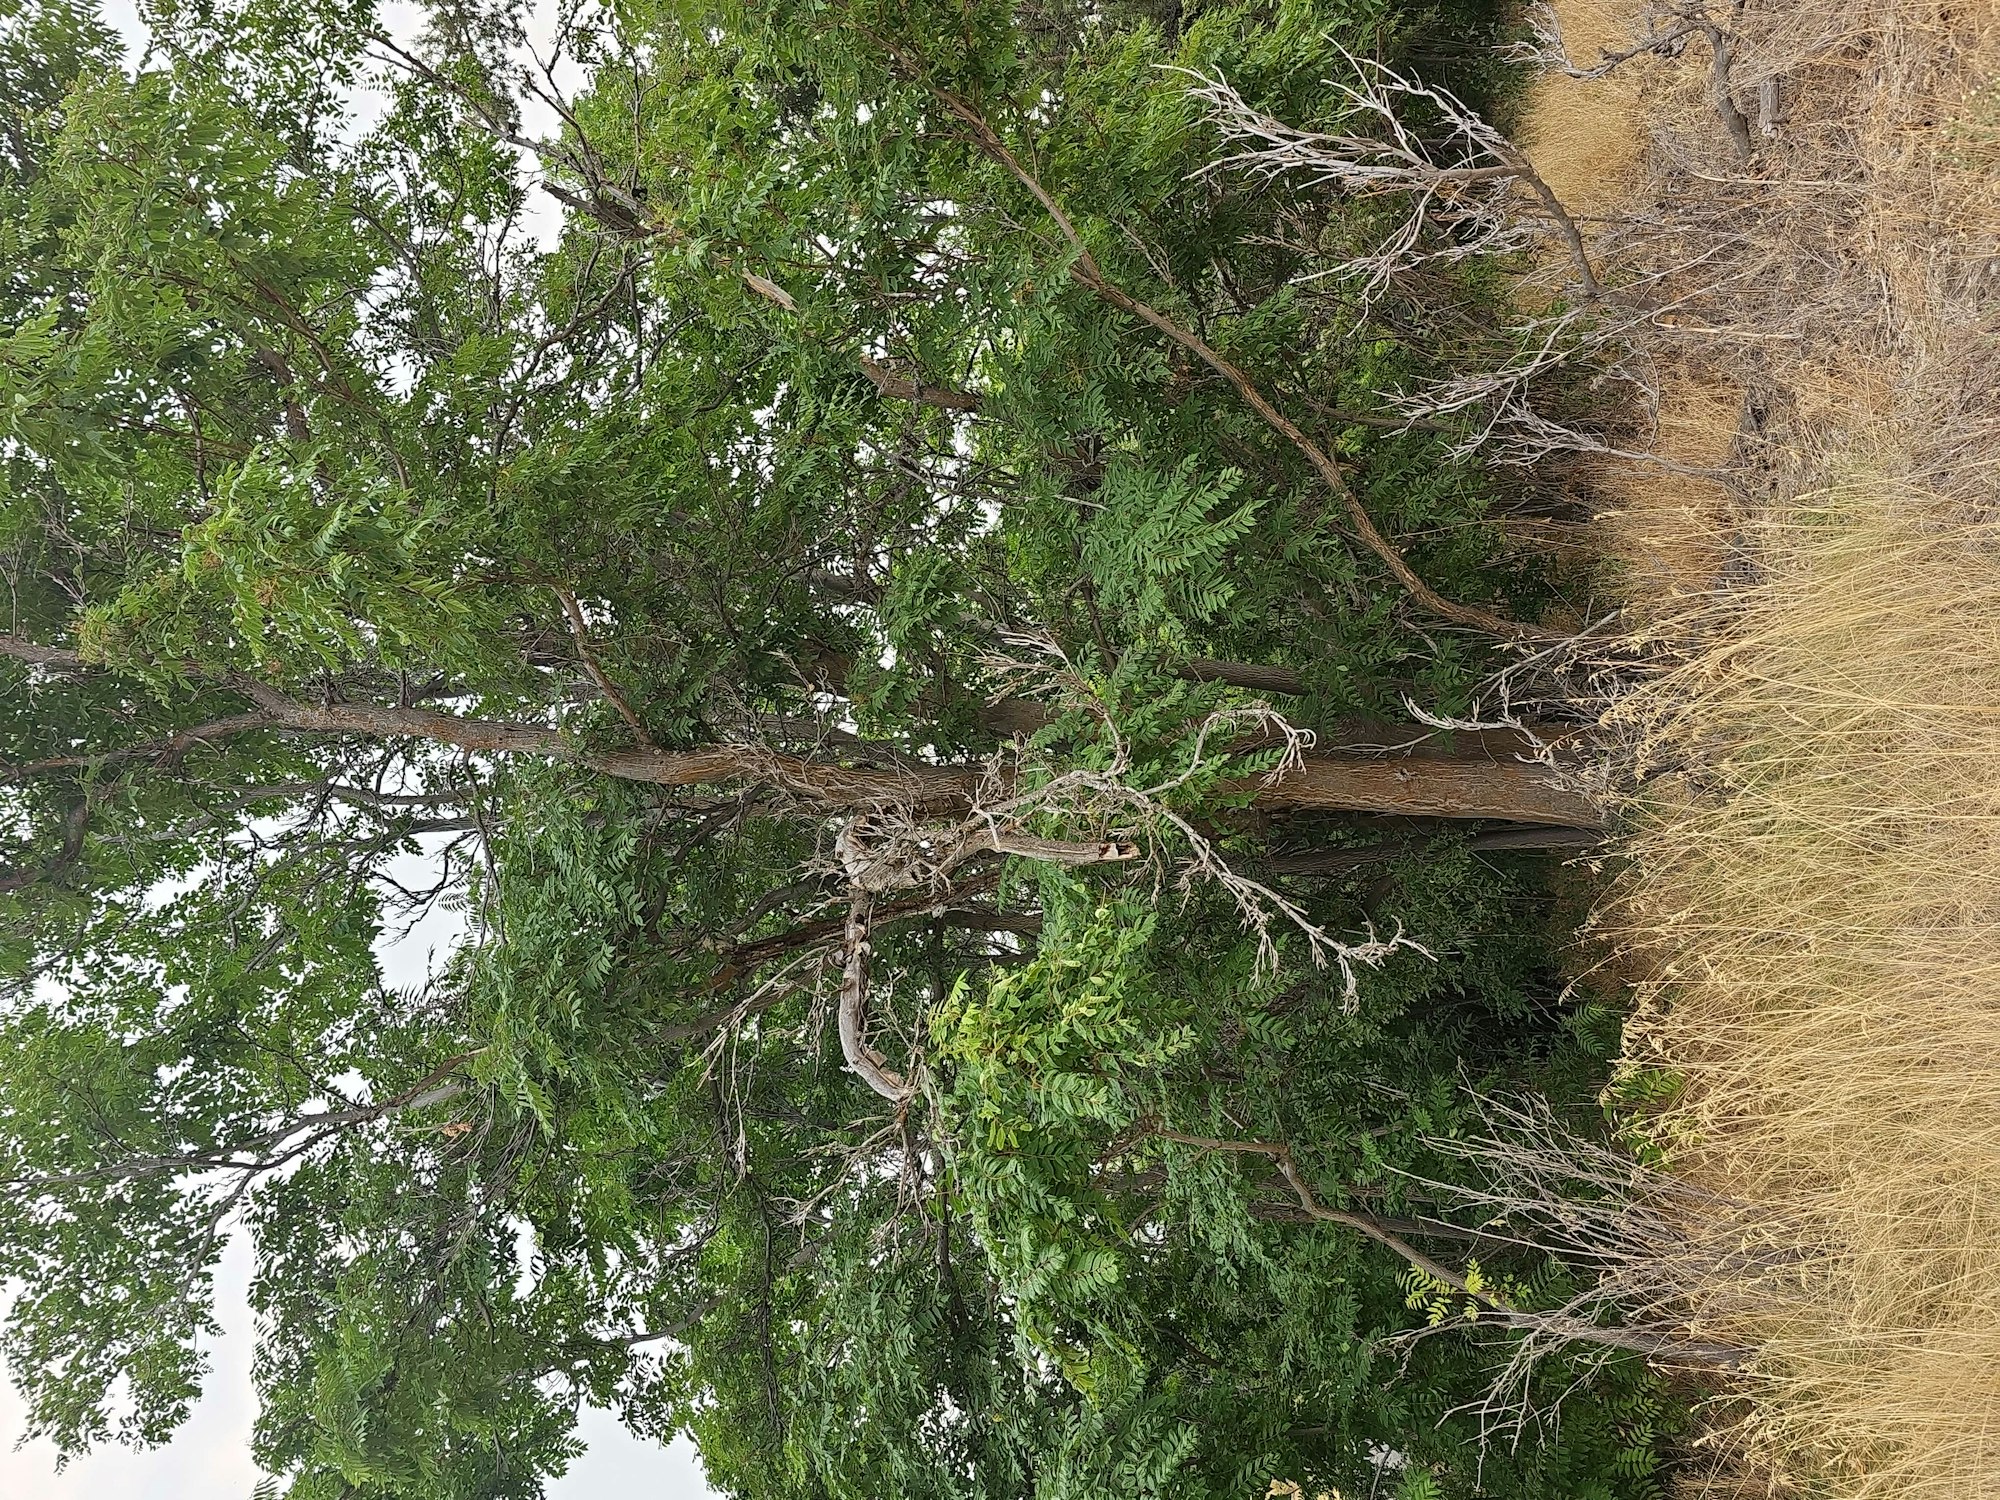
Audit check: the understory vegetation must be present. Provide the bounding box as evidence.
[19,0,1990,1495]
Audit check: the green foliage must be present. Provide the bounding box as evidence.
[0,0,1681,1497]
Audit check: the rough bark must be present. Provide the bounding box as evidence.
[858,356,984,413]
[1179,657,1306,695]
[1244,754,1598,827]
[262,689,1599,826]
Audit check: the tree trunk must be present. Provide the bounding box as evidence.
[2,636,1605,830]
[253,691,1599,827]
[1243,756,1597,827]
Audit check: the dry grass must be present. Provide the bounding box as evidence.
[1609,484,2000,1497]
[1515,0,1655,213]
[1507,0,2000,1493]
[1584,363,1744,596]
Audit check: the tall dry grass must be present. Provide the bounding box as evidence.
[1608,483,2000,1496]
[1505,0,2000,1493]
[1513,0,1654,213]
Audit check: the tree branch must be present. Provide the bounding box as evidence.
[0,799,91,895]
[1147,1125,1749,1367]
[0,633,89,674]
[11,1052,478,1194]
[648,871,1010,1045]
[551,586,657,748]
[915,85,1551,641]
[837,896,914,1101]
[1,637,1602,827]
[859,356,984,413]
[2,714,278,784]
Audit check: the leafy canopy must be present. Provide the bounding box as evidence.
[0,1,1674,1497]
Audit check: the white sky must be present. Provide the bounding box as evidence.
[0,4,717,1495]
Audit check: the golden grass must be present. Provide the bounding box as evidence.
[1608,483,2000,1497]
[1515,0,1653,215]
[1509,0,2000,1491]
[1586,366,1745,598]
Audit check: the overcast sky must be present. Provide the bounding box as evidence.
[0,3,717,1494]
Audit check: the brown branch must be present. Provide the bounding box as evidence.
[1,714,277,784]
[0,799,91,895]
[1243,754,1600,827]
[664,876,1039,1100]
[620,1291,729,1347]
[983,832,1141,866]
[2,635,1601,826]
[229,682,982,811]
[551,586,657,748]
[1489,149,1602,298]
[649,871,1009,1044]
[938,907,1042,938]
[1180,657,1305,696]
[0,633,89,674]
[11,1051,476,1193]
[1701,22,1757,163]
[918,86,1552,642]
[1148,1125,1748,1367]
[859,356,984,413]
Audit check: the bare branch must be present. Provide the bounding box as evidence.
[859,356,984,413]
[1147,1122,1749,1367]
[1184,53,1600,299]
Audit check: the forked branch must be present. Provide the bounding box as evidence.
[1149,1124,1750,1367]
[1185,54,1601,299]
[917,81,1549,643]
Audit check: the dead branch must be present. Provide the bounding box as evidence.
[1186,53,1601,299]
[1700,19,1757,163]
[1149,1122,1750,1368]
[1507,3,1700,80]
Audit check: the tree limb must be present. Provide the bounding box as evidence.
[0,634,89,674]
[837,896,914,1101]
[1,714,279,784]
[0,799,91,895]
[1147,1125,1749,1368]
[551,586,657,748]
[859,356,984,413]
[10,1052,478,1194]
[914,85,1553,642]
[0,637,1602,827]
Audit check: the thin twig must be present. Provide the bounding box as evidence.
[552,586,657,748]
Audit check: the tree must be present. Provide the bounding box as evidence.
[0,1,1685,1496]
